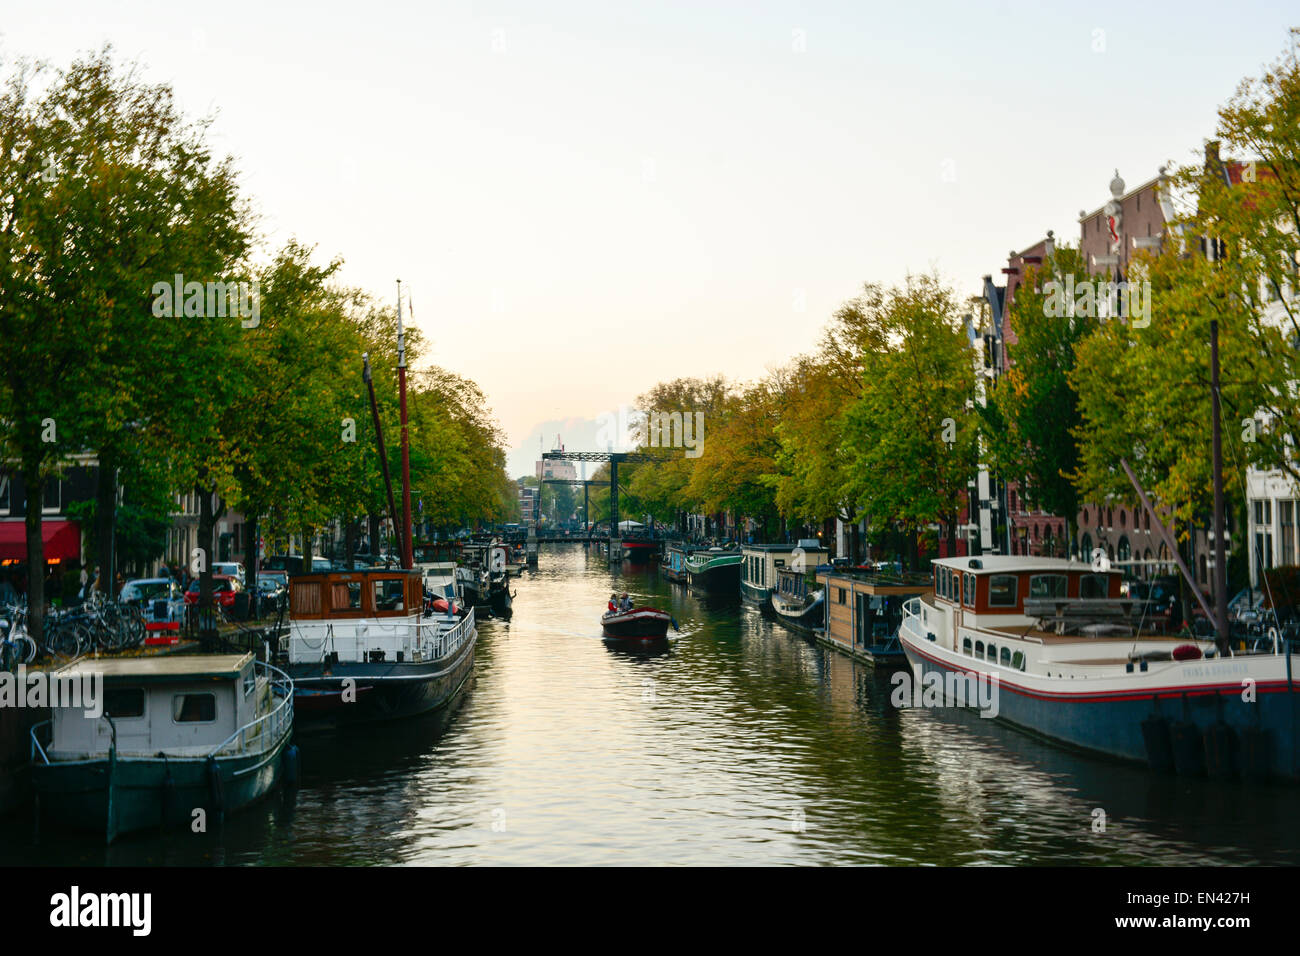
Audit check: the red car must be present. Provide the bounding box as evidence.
[183,574,242,608]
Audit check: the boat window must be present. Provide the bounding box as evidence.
[1029,574,1068,599]
[965,573,976,606]
[1080,574,1110,599]
[988,575,1018,606]
[963,637,972,655]
[1012,650,1025,671]
[1000,647,1011,666]
[104,688,144,719]
[373,579,406,612]
[173,693,216,723]
[838,588,846,604]
[975,640,984,659]
[291,581,322,616]
[986,643,996,662]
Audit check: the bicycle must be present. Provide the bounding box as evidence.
[1,602,37,671]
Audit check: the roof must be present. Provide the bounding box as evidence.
[741,543,828,553]
[55,652,253,682]
[932,555,1091,575]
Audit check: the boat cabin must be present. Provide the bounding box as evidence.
[289,569,424,620]
[46,653,266,760]
[741,540,828,602]
[286,569,467,666]
[818,568,931,657]
[929,556,1120,617]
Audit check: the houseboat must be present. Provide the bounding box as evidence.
[30,653,296,843]
[662,544,694,584]
[817,568,930,666]
[419,561,460,604]
[740,540,827,605]
[898,555,1300,781]
[459,539,512,616]
[621,538,660,562]
[283,567,477,730]
[685,548,742,596]
[770,566,826,634]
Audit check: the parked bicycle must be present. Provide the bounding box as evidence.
[1,602,37,671]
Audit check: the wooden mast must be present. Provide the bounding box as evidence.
[397,280,414,571]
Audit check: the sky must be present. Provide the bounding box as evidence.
[3,1,1297,479]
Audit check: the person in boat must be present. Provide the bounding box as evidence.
[620,593,633,612]
[608,593,619,615]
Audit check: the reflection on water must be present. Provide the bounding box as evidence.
[2,542,1295,865]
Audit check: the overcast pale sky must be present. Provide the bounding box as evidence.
[4,1,1296,477]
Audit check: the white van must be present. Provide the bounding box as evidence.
[212,562,246,586]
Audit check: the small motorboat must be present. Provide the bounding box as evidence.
[601,606,675,640]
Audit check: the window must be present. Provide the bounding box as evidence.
[1000,647,1011,666]
[965,573,976,606]
[42,479,61,514]
[1012,650,1025,671]
[838,588,846,604]
[0,476,9,514]
[104,688,145,719]
[173,693,216,723]
[1029,574,1068,599]
[987,643,997,663]
[963,637,972,655]
[1118,536,1131,562]
[1080,574,1110,599]
[373,579,405,612]
[1282,501,1296,565]
[975,640,985,659]
[988,575,1018,606]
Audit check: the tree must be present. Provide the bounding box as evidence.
[841,274,978,563]
[980,245,1092,546]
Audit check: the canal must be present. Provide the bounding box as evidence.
[3,542,1297,865]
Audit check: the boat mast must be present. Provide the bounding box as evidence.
[1210,318,1230,654]
[397,280,414,571]
[363,353,402,565]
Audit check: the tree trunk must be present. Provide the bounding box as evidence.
[301,525,313,574]
[196,480,216,613]
[368,513,380,558]
[23,465,45,646]
[94,451,116,594]
[345,516,357,570]
[850,519,861,566]
[245,511,259,617]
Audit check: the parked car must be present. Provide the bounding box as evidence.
[120,577,186,624]
[183,574,242,608]
[263,555,333,575]
[258,568,289,589]
[254,573,288,611]
[212,562,246,586]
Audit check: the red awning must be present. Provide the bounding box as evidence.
[0,520,81,562]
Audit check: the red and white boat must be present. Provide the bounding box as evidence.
[601,606,674,640]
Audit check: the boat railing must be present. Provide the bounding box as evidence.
[902,597,921,624]
[209,660,294,759]
[30,719,52,766]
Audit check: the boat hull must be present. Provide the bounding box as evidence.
[740,580,771,605]
[771,593,824,634]
[288,631,476,731]
[32,735,292,842]
[602,609,672,640]
[900,628,1300,781]
[687,558,741,596]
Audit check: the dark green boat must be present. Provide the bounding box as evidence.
[30,653,296,844]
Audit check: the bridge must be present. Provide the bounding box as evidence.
[532,450,669,563]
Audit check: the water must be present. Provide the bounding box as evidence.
[3,542,1297,865]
